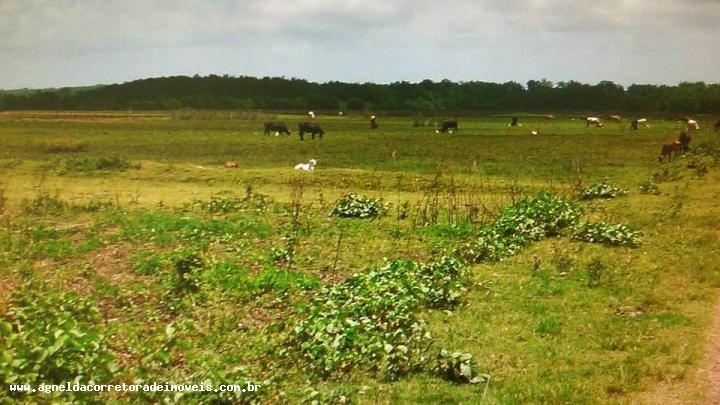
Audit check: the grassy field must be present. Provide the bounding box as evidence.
[1,111,720,404]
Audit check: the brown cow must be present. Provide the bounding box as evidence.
[678,130,692,152]
[224,161,239,168]
[659,141,682,162]
[608,115,622,122]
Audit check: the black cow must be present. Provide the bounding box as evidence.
[264,121,291,136]
[437,120,458,134]
[298,122,325,140]
[715,120,720,133]
[510,117,518,126]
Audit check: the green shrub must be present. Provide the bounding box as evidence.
[169,248,205,293]
[572,221,641,247]
[432,350,488,384]
[21,192,67,215]
[330,193,390,219]
[198,187,268,214]
[580,179,628,200]
[288,257,468,380]
[639,179,661,195]
[57,155,139,174]
[0,286,119,398]
[464,192,581,263]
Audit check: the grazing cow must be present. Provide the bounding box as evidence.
[294,159,317,171]
[224,161,239,168]
[369,115,378,129]
[436,120,459,134]
[609,115,623,122]
[679,130,692,152]
[509,117,519,126]
[308,111,315,119]
[586,117,604,127]
[298,122,325,140]
[544,114,555,120]
[630,118,649,130]
[686,118,700,130]
[264,121,291,136]
[659,141,683,162]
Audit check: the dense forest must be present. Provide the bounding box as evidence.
[1,75,719,113]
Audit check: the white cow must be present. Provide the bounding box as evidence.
[308,111,315,119]
[687,118,700,130]
[586,117,604,127]
[294,159,317,171]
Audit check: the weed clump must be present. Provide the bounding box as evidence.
[198,186,268,214]
[288,257,468,380]
[572,221,641,247]
[43,139,88,153]
[580,179,628,200]
[330,193,390,219]
[464,192,581,263]
[433,350,489,384]
[639,179,661,195]
[57,155,139,174]
[20,191,66,215]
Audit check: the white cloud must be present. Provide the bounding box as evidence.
[0,0,718,88]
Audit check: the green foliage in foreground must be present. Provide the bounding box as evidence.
[0,286,119,398]
[288,257,476,381]
[580,179,629,200]
[330,193,390,219]
[464,191,582,262]
[572,221,642,247]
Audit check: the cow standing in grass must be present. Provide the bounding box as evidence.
[609,115,622,122]
[659,141,683,162]
[586,117,603,127]
[630,118,648,130]
[544,114,555,120]
[298,122,324,140]
[509,117,519,126]
[436,120,458,134]
[369,115,378,129]
[679,130,692,153]
[264,121,291,136]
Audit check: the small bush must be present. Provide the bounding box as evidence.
[580,179,628,200]
[20,192,67,215]
[586,256,605,287]
[43,139,88,153]
[57,155,139,174]
[330,193,390,219]
[572,221,641,247]
[653,165,683,183]
[433,350,488,384]
[639,179,661,195]
[169,248,205,293]
[199,186,268,214]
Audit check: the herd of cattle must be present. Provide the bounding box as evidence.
[255,114,720,167]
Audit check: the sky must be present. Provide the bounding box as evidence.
[1,0,719,89]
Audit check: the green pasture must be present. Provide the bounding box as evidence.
[1,111,719,403]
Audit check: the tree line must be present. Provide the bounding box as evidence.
[1,75,719,113]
